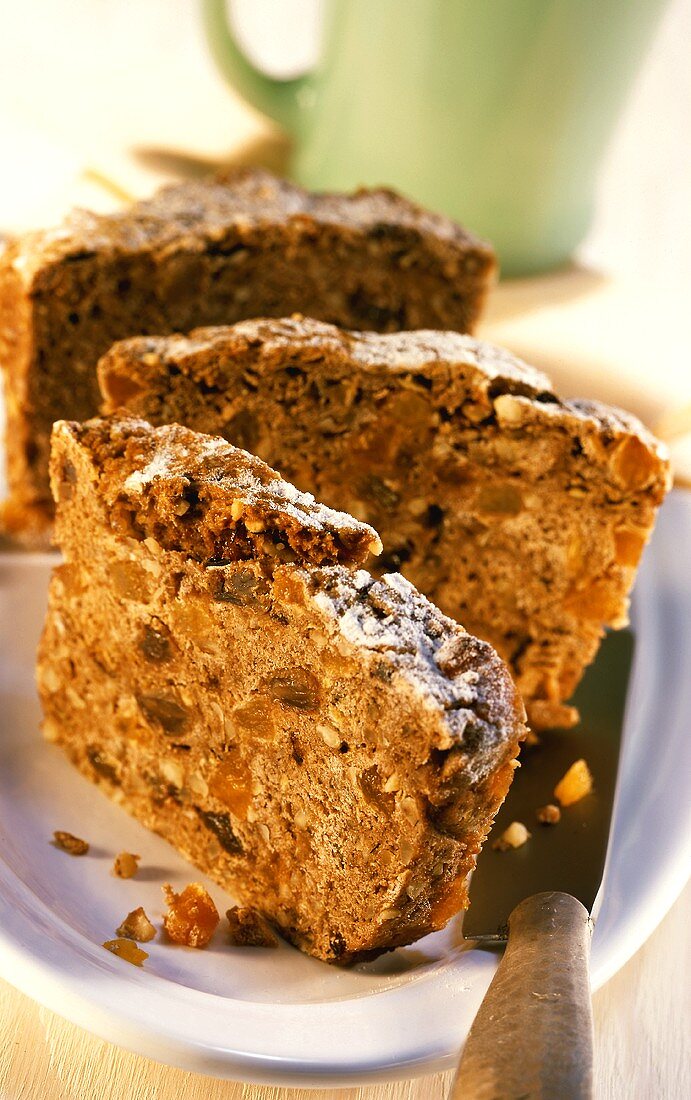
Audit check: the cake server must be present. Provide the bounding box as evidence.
[451,628,633,1100]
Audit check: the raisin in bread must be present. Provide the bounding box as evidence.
[0,170,494,543]
[98,317,671,728]
[37,417,524,963]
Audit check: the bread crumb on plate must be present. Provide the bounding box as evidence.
[52,830,89,855]
[116,906,156,943]
[493,821,531,851]
[536,804,561,825]
[112,851,140,878]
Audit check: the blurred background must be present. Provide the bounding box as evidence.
[1,0,690,467]
[0,0,689,278]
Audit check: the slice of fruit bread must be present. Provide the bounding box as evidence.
[37,416,525,963]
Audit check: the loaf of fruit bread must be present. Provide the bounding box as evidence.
[99,317,672,729]
[0,169,495,543]
[37,417,524,963]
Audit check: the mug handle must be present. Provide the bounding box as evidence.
[201,0,311,135]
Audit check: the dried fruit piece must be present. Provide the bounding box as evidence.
[196,808,244,854]
[232,695,275,740]
[163,883,220,948]
[613,527,647,568]
[110,560,152,603]
[212,567,270,608]
[52,830,89,855]
[112,851,140,878]
[116,906,156,942]
[536,804,561,826]
[226,906,279,948]
[493,821,531,851]
[103,937,148,966]
[476,484,523,516]
[612,434,660,489]
[139,622,171,662]
[56,459,77,502]
[357,766,395,813]
[554,759,593,806]
[86,745,120,783]
[563,579,623,623]
[136,694,188,734]
[208,753,252,818]
[265,667,321,711]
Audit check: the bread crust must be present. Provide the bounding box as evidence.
[0,170,495,540]
[98,317,672,727]
[38,417,524,963]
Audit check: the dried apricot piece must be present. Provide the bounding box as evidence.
[208,752,252,818]
[554,759,593,806]
[163,883,219,948]
[103,938,148,966]
[613,527,647,568]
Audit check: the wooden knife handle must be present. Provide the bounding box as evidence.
[450,891,593,1100]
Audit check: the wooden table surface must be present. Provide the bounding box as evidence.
[1,2,690,1097]
[1,879,689,1099]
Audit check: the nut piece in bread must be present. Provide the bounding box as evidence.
[0,169,494,542]
[37,417,525,963]
[98,318,671,728]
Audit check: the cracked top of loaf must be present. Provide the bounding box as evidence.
[99,315,670,463]
[51,417,382,566]
[2,168,494,285]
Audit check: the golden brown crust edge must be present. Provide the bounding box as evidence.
[97,318,672,729]
[39,416,525,963]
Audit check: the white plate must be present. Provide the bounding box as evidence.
[1,491,690,1087]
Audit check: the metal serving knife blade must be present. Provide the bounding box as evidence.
[451,629,633,1100]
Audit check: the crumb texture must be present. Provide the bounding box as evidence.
[53,416,381,567]
[38,416,524,963]
[98,317,671,727]
[0,168,495,538]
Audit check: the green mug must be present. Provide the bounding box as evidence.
[202,0,668,276]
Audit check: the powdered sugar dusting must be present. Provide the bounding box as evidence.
[123,445,177,492]
[141,316,553,396]
[311,568,518,782]
[74,417,382,564]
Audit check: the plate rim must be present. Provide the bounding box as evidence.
[1,490,690,1086]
